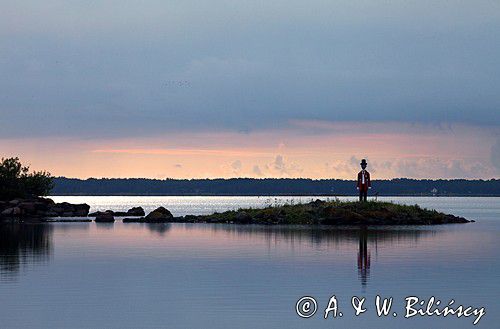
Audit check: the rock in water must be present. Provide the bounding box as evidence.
[1,207,22,217]
[0,197,90,219]
[48,201,90,217]
[90,207,145,217]
[127,206,145,216]
[73,204,90,216]
[144,207,173,223]
[95,211,115,222]
[89,210,113,217]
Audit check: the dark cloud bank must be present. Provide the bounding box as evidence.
[0,1,499,138]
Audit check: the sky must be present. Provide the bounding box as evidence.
[1,0,499,179]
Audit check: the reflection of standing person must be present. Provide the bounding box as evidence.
[357,228,371,286]
[357,159,371,202]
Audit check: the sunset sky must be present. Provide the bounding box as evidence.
[1,1,499,179]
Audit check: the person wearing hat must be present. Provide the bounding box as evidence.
[357,159,371,202]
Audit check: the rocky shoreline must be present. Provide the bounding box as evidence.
[0,197,90,219]
[0,198,473,225]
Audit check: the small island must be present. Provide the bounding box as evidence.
[123,199,472,225]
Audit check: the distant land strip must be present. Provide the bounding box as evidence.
[51,178,500,196]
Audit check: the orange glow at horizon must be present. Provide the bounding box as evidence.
[0,122,497,179]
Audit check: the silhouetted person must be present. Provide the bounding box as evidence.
[357,159,371,202]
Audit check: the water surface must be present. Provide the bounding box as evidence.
[0,196,498,328]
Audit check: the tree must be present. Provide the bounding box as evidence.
[0,157,54,200]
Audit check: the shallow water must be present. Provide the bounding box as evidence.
[0,196,499,328]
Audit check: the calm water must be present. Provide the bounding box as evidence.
[0,196,499,328]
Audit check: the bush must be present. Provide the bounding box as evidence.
[0,157,54,200]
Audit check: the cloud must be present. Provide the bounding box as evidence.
[491,138,500,173]
[325,161,354,177]
[350,156,360,167]
[252,165,263,176]
[265,155,303,176]
[272,155,285,172]
[230,160,242,175]
[324,156,494,179]
[393,158,492,178]
[174,163,182,168]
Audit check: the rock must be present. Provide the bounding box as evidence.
[127,207,145,216]
[50,206,65,214]
[1,207,22,217]
[48,202,89,217]
[73,204,90,216]
[144,207,173,222]
[0,201,8,210]
[12,207,22,216]
[90,207,144,217]
[89,210,112,217]
[34,201,49,210]
[95,212,115,222]
[0,197,89,219]
[1,207,14,216]
[18,202,37,214]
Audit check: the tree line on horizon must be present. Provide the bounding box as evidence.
[3,157,498,199]
[51,177,500,196]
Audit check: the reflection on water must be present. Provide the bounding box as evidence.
[0,203,498,329]
[142,223,172,236]
[0,222,435,287]
[0,224,53,281]
[196,224,435,286]
[358,229,370,286]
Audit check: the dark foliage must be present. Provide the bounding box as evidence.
[0,157,54,200]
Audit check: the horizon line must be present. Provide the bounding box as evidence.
[54,176,499,181]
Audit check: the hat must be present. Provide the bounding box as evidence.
[360,159,367,165]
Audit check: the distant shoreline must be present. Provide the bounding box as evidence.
[52,177,500,197]
[49,193,500,197]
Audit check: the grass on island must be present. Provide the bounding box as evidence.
[197,199,466,225]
